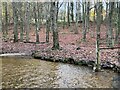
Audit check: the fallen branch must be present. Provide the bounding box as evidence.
[100,47,120,50]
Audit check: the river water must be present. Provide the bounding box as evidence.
[1,57,120,88]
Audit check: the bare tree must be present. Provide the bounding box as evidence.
[25,2,30,42]
[33,2,40,43]
[45,2,51,43]
[94,1,102,71]
[63,2,66,29]
[12,2,18,42]
[67,2,70,26]
[115,1,120,44]
[86,1,90,32]
[70,1,74,22]
[107,2,114,47]
[0,2,2,33]
[18,2,24,42]
[51,2,59,50]
[82,2,86,41]
[2,2,8,40]
[74,2,79,34]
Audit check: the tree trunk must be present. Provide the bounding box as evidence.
[118,2,120,43]
[63,2,66,29]
[86,2,90,32]
[0,2,2,33]
[108,2,114,47]
[25,2,30,42]
[38,2,42,31]
[0,1,2,54]
[51,2,59,50]
[4,2,8,37]
[45,3,51,43]
[12,2,18,42]
[34,2,39,43]
[78,1,81,21]
[2,2,8,40]
[91,0,96,38]
[95,1,102,71]
[19,2,24,42]
[67,2,70,26]
[46,18,50,43]
[106,2,109,45]
[118,2,120,63]
[70,2,74,22]
[82,2,86,41]
[115,2,120,44]
[74,2,78,34]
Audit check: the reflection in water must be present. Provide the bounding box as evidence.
[1,57,119,88]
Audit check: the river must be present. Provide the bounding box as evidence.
[1,57,120,88]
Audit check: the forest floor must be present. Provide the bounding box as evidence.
[0,23,120,71]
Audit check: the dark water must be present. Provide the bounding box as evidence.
[1,57,120,88]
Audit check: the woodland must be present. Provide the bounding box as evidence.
[0,0,120,72]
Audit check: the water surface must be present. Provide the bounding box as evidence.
[1,57,119,88]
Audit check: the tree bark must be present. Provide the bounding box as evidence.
[70,2,74,22]
[25,2,30,42]
[4,2,8,36]
[45,2,51,43]
[19,2,24,42]
[107,2,114,47]
[78,1,81,21]
[95,1,102,71]
[86,2,90,32]
[75,2,78,34]
[115,2,120,44]
[67,2,70,26]
[34,2,40,43]
[2,2,8,40]
[12,2,18,42]
[63,2,66,29]
[0,2,2,33]
[51,2,59,50]
[82,2,86,41]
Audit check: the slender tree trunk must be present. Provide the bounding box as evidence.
[0,2,2,33]
[115,2,120,44]
[0,1,2,54]
[4,2,8,36]
[46,3,51,43]
[118,2,120,42]
[95,1,102,71]
[75,2,78,34]
[19,2,24,42]
[67,2,70,26]
[118,1,120,63]
[91,0,96,38]
[34,2,39,43]
[78,1,81,21]
[38,2,42,31]
[25,2,30,42]
[2,2,8,40]
[56,2,59,22]
[63,2,66,29]
[86,2,90,32]
[51,2,59,50]
[70,2,74,22]
[82,2,86,41]
[46,18,50,43]
[106,2,109,45]
[12,2,18,42]
[108,2,114,47]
